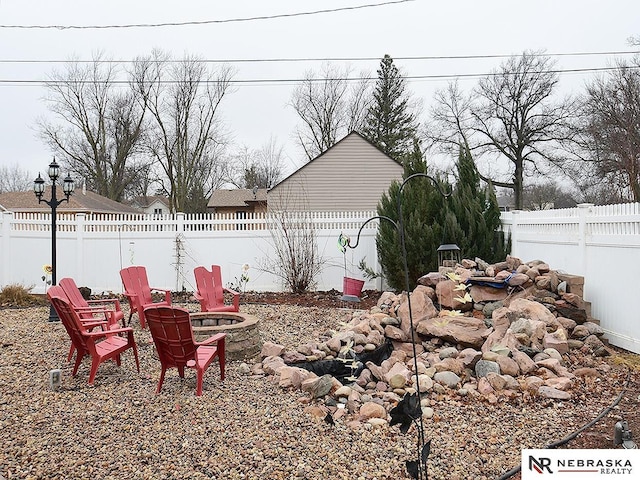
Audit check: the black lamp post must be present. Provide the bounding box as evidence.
[34,158,75,322]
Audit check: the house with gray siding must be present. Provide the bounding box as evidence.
[268,131,403,211]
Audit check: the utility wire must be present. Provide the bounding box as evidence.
[1,65,638,87]
[0,50,638,65]
[0,0,414,30]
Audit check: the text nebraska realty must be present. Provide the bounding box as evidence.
[560,458,632,475]
[532,457,633,475]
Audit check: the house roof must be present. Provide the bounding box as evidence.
[129,195,171,209]
[0,188,142,214]
[269,131,400,191]
[207,188,268,209]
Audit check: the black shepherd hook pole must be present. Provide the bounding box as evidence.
[346,172,451,480]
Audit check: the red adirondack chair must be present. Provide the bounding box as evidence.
[59,277,124,326]
[58,277,124,361]
[144,305,226,396]
[193,265,240,313]
[47,286,140,386]
[120,266,172,328]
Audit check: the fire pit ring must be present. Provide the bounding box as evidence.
[190,311,262,361]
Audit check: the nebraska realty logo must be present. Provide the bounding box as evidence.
[522,449,639,479]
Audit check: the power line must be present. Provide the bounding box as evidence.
[0,0,414,30]
[1,50,638,65]
[1,65,638,88]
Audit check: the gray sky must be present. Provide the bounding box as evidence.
[1,0,639,182]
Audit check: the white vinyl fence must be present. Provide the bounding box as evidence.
[0,210,381,297]
[2,202,639,353]
[502,203,640,353]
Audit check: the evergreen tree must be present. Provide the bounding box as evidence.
[448,146,509,263]
[375,144,509,292]
[376,142,449,291]
[362,55,419,160]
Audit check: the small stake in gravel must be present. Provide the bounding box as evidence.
[49,369,61,391]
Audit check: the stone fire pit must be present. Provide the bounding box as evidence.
[190,311,262,360]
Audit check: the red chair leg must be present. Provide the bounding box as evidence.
[218,341,226,381]
[196,369,204,396]
[88,359,101,385]
[156,367,167,393]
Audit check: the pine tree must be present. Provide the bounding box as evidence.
[376,142,449,291]
[362,55,419,161]
[448,146,509,263]
[375,145,509,291]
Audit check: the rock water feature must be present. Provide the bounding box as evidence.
[253,255,611,427]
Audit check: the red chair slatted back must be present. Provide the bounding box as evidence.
[194,265,225,310]
[59,278,92,319]
[144,305,197,369]
[47,285,90,353]
[120,266,154,306]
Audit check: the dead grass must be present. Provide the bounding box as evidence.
[0,283,44,307]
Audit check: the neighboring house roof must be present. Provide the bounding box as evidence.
[129,195,171,210]
[497,195,515,211]
[0,188,142,214]
[268,131,403,211]
[207,188,268,209]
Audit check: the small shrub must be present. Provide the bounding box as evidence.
[0,284,40,307]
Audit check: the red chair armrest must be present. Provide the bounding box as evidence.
[85,327,134,337]
[150,288,172,303]
[79,319,109,329]
[88,298,122,310]
[223,286,240,297]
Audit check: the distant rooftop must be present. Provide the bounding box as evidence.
[207,188,267,209]
[0,188,142,214]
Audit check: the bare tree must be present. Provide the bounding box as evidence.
[576,57,640,202]
[38,52,151,202]
[0,163,33,193]
[260,188,324,293]
[290,63,370,161]
[523,181,577,210]
[429,51,576,209]
[138,50,234,213]
[428,81,474,153]
[230,137,285,189]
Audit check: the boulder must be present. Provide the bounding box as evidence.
[495,355,520,377]
[416,314,491,349]
[301,374,335,399]
[512,350,536,375]
[359,401,387,420]
[397,286,439,336]
[261,342,286,358]
[434,371,461,389]
[469,284,509,303]
[278,366,314,389]
[482,308,520,353]
[475,359,500,378]
[537,386,571,400]
[436,280,473,310]
[458,348,482,369]
[508,298,558,328]
[543,329,569,355]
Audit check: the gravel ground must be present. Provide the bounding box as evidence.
[0,303,636,480]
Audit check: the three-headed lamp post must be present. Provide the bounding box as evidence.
[33,158,75,321]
